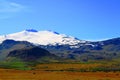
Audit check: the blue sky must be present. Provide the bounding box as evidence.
[0,0,120,41]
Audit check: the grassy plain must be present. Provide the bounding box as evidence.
[0,62,120,80]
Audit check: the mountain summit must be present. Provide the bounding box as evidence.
[25,29,38,32]
[0,29,86,45]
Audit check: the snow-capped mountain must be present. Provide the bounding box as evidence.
[0,29,86,46]
[1,29,120,61]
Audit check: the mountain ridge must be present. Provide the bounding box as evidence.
[0,37,120,62]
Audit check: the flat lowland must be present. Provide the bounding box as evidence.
[0,69,120,80]
[0,63,120,80]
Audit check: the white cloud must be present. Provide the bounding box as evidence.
[0,0,26,19]
[0,0,24,13]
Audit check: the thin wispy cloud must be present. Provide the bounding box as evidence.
[0,0,26,19]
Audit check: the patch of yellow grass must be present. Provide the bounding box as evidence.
[0,68,120,80]
[35,63,101,71]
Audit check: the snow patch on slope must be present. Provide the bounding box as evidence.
[0,29,86,46]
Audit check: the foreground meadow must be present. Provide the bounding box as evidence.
[0,69,120,80]
[0,63,120,80]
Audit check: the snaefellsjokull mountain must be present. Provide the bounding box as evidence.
[0,29,120,63]
[0,29,85,46]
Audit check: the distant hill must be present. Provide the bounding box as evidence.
[0,40,62,70]
[7,47,61,63]
[0,39,34,60]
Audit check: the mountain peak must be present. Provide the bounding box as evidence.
[46,30,60,34]
[0,29,85,46]
[25,29,38,32]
